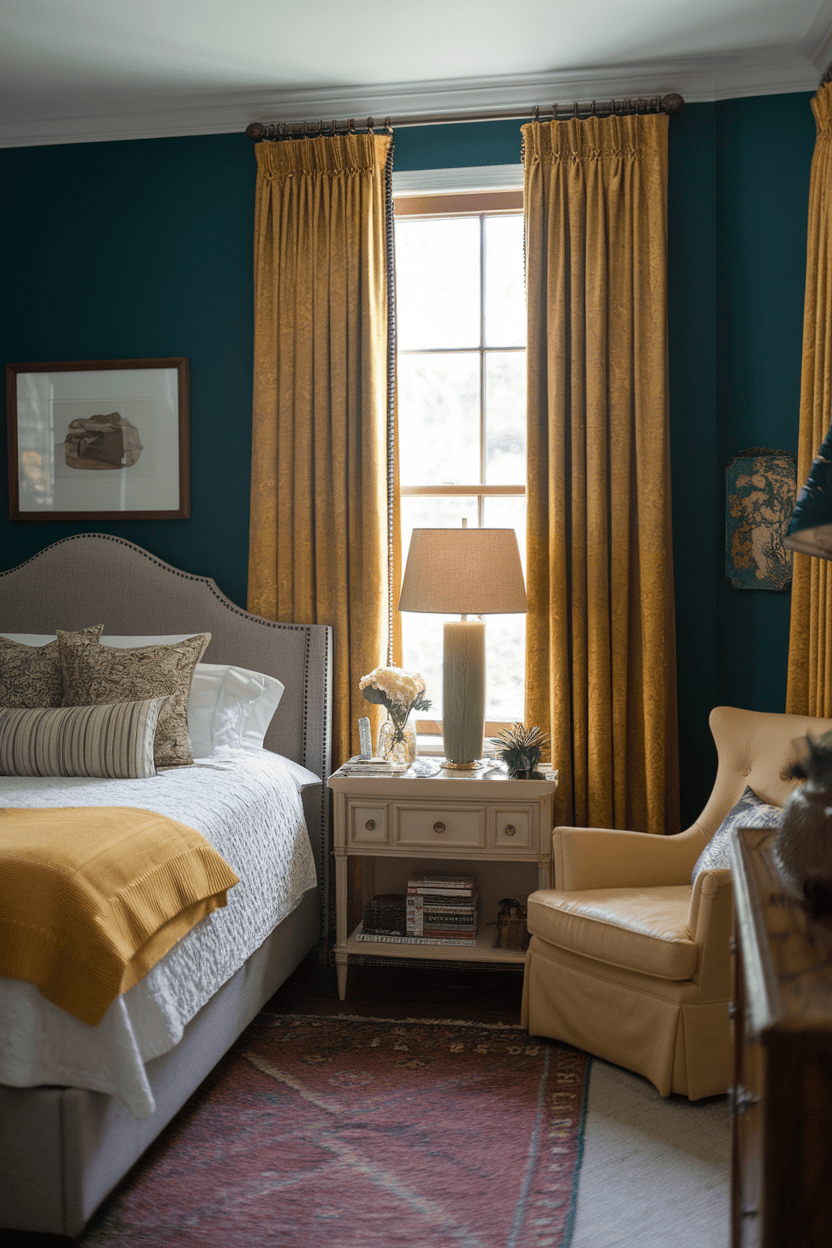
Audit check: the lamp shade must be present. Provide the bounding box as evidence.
[784,423,832,560]
[398,528,527,615]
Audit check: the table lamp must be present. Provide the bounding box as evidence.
[398,523,527,768]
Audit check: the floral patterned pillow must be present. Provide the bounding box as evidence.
[58,632,210,768]
[692,785,782,884]
[0,625,104,709]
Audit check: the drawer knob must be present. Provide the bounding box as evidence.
[365,819,375,831]
[433,821,445,834]
[504,824,516,837]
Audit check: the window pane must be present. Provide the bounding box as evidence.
[484,215,526,348]
[398,353,480,486]
[485,351,526,484]
[483,494,527,720]
[396,218,481,349]
[485,615,527,721]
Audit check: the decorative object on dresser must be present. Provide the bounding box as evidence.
[397,522,527,768]
[328,763,557,999]
[6,358,190,521]
[730,827,832,1248]
[773,729,832,917]
[488,722,550,779]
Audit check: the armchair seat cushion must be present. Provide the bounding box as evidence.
[527,885,697,980]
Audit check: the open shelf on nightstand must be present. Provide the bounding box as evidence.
[346,924,527,964]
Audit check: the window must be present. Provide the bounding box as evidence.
[394,189,526,737]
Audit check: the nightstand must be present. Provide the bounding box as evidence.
[328,764,557,999]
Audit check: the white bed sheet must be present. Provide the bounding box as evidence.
[0,749,318,1118]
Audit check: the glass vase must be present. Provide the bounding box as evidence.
[378,717,417,770]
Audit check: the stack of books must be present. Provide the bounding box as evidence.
[406,872,479,945]
[353,872,479,946]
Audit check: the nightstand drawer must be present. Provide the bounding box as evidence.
[491,807,535,850]
[394,803,484,848]
[348,803,389,845]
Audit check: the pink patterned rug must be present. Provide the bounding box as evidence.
[81,1014,589,1247]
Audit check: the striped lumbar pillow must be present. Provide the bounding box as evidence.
[0,698,168,779]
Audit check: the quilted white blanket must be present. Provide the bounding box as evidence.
[0,750,318,1117]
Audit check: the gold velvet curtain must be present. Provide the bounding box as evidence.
[786,82,832,715]
[523,114,679,837]
[248,133,398,768]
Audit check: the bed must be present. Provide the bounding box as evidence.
[0,533,332,1237]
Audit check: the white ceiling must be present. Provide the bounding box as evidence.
[2,0,832,148]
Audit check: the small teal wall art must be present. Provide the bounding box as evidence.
[725,448,796,590]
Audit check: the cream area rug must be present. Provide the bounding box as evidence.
[571,1059,731,1248]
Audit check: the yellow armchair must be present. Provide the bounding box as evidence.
[521,705,832,1099]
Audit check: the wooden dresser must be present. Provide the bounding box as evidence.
[730,828,832,1247]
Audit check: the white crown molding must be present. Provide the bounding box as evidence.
[803,0,832,74]
[0,45,823,149]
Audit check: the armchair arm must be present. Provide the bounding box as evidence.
[688,867,733,998]
[553,823,709,891]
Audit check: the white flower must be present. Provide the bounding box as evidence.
[359,666,425,706]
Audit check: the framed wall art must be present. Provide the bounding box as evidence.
[725,447,796,590]
[6,358,190,521]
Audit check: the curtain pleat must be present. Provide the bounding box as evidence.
[786,83,832,716]
[523,114,679,836]
[248,133,398,768]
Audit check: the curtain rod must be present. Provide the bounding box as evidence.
[245,93,684,141]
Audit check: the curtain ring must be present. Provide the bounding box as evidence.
[551,103,557,121]
[317,119,323,135]
[532,105,540,123]
[348,118,356,133]
[367,116,374,132]
[331,119,337,135]
[385,117,393,133]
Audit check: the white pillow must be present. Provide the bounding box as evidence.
[275,754,323,789]
[187,663,285,757]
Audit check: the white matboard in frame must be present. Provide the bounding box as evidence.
[6,358,190,520]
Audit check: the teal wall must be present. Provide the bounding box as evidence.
[0,93,819,821]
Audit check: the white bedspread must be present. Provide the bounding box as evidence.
[0,749,318,1117]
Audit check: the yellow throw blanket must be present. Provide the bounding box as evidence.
[0,806,239,1026]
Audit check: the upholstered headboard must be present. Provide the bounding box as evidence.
[0,534,333,913]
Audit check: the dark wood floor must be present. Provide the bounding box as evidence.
[7,958,525,1246]
[266,954,526,1026]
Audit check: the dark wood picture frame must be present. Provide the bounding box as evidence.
[6,357,190,521]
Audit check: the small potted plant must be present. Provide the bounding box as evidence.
[488,723,549,779]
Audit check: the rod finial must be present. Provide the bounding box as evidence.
[661,93,685,115]
[246,122,265,142]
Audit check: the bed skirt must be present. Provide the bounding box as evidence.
[0,888,319,1237]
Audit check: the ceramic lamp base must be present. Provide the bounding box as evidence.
[442,618,485,766]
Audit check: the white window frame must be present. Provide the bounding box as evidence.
[393,170,527,746]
